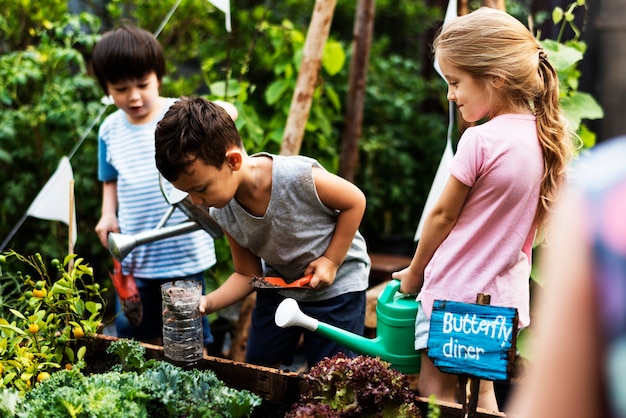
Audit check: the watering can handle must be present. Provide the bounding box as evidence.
[377,279,405,304]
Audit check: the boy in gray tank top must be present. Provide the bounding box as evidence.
[155,96,371,368]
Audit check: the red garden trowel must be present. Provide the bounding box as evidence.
[110,258,143,326]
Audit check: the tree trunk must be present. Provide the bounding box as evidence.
[482,0,505,10]
[338,0,376,182]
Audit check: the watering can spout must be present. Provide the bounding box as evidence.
[275,298,319,331]
[275,298,387,358]
[274,280,420,374]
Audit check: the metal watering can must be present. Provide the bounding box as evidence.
[275,279,420,374]
[108,176,224,261]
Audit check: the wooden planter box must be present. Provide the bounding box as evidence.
[91,334,506,418]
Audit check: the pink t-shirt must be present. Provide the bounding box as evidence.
[418,114,542,328]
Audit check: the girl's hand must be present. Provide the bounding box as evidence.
[392,266,423,295]
[304,255,339,289]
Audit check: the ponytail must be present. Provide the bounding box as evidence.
[534,50,574,226]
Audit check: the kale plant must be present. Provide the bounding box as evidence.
[14,339,262,418]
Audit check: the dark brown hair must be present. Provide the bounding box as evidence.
[155,96,243,182]
[91,25,166,94]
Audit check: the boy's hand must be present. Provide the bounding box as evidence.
[305,255,339,289]
[199,294,212,315]
[95,213,119,248]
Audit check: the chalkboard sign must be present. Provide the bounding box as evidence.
[427,300,518,381]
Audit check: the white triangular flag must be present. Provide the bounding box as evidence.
[414,125,454,240]
[208,0,231,32]
[414,0,457,241]
[26,156,77,244]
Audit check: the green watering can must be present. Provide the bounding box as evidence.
[275,279,420,374]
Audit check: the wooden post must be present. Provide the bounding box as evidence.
[280,0,337,156]
[228,293,256,362]
[338,0,375,182]
[482,0,505,10]
[464,293,491,418]
[459,0,469,16]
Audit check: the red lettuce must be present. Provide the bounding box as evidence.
[286,353,421,417]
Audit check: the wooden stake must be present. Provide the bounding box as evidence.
[482,0,505,11]
[280,0,337,156]
[464,293,491,418]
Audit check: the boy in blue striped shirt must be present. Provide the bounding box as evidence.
[92,25,222,349]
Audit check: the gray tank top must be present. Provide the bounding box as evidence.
[211,153,370,302]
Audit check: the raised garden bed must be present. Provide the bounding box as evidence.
[90,334,506,418]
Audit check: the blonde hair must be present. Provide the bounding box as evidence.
[433,7,573,226]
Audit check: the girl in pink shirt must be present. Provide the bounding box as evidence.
[393,7,573,411]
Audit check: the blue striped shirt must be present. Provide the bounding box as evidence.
[98,98,216,278]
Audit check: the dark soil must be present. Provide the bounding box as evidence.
[251,400,293,417]
[249,276,284,289]
[83,337,119,375]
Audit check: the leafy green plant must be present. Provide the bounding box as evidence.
[239,18,347,167]
[355,49,447,246]
[106,337,149,373]
[537,0,603,148]
[426,395,441,418]
[11,339,262,418]
[0,251,106,394]
[0,9,104,262]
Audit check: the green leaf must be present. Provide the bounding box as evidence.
[209,79,241,99]
[0,323,25,335]
[65,347,75,362]
[3,373,17,385]
[561,91,604,132]
[50,281,72,294]
[540,39,583,72]
[73,299,85,316]
[325,85,341,111]
[264,79,289,105]
[562,91,604,120]
[578,123,597,149]
[77,345,86,361]
[85,301,101,315]
[8,309,26,320]
[552,6,564,24]
[322,39,346,76]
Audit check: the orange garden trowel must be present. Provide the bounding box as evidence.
[250,274,313,290]
[110,258,143,326]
